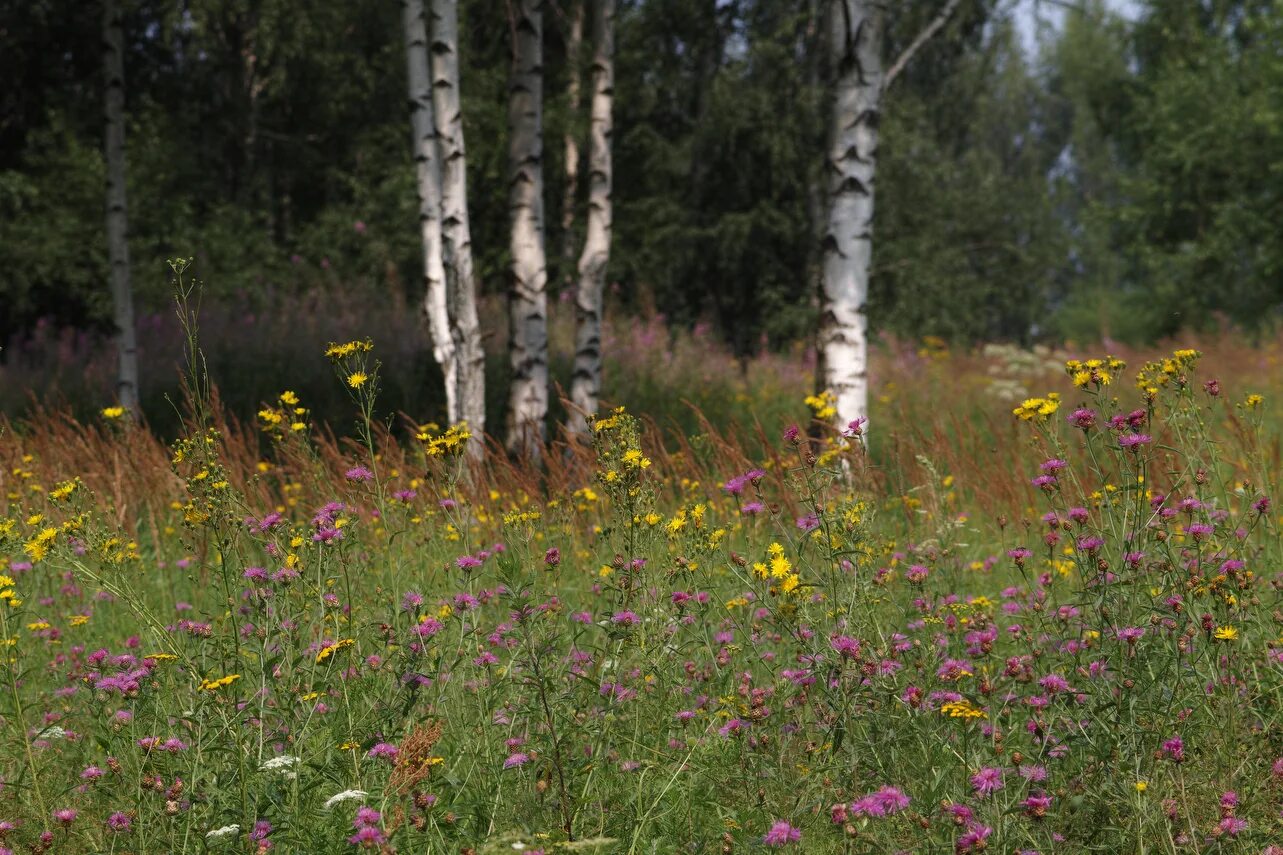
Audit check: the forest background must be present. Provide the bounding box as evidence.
[2,0,1278,437]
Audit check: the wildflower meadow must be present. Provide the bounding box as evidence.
[2,311,1283,854]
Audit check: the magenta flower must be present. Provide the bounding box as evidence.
[1116,626,1145,644]
[344,466,374,482]
[761,820,801,846]
[1068,407,1097,429]
[367,743,398,760]
[106,812,131,832]
[1218,816,1247,836]
[971,766,1004,796]
[936,659,973,681]
[1187,523,1213,540]
[957,824,993,852]
[1118,434,1152,450]
[1022,793,1052,818]
[503,752,530,769]
[1076,536,1104,553]
[718,718,746,737]
[412,617,443,638]
[456,555,483,570]
[850,786,910,817]
[611,610,640,626]
[544,547,561,567]
[52,809,77,825]
[830,635,861,659]
[348,825,386,846]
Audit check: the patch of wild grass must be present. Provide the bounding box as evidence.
[1,288,1282,851]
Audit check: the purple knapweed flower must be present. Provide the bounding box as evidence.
[761,820,801,846]
[971,766,1004,796]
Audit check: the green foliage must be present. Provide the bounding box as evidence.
[8,0,1283,401]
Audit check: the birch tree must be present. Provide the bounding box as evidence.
[561,0,584,281]
[569,0,614,432]
[505,0,550,458]
[403,0,458,423]
[819,0,960,434]
[103,0,140,418]
[430,0,486,444]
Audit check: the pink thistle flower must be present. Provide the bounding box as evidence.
[1068,408,1097,429]
[761,820,801,846]
[502,752,530,769]
[971,766,1004,797]
[367,743,398,760]
[1217,816,1247,836]
[1022,793,1052,819]
[1118,434,1152,450]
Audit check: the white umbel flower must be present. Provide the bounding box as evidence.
[259,755,299,779]
[206,824,240,840]
[324,789,368,809]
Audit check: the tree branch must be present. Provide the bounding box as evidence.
[883,0,963,92]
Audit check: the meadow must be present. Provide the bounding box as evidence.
[2,310,1283,853]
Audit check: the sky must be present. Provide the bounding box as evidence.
[1013,0,1145,55]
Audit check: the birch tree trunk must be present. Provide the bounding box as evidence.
[103,0,140,418]
[430,0,486,446]
[569,0,614,432]
[819,0,883,435]
[505,0,550,458]
[403,0,458,423]
[561,0,584,283]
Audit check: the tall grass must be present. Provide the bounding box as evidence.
[2,298,1283,851]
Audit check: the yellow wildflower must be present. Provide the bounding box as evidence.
[198,674,242,691]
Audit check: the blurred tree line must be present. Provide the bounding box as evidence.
[2,0,1282,362]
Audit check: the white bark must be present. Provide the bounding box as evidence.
[103,0,140,419]
[430,0,486,446]
[505,0,550,458]
[403,0,458,424]
[561,1,584,281]
[819,0,883,434]
[569,0,614,432]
